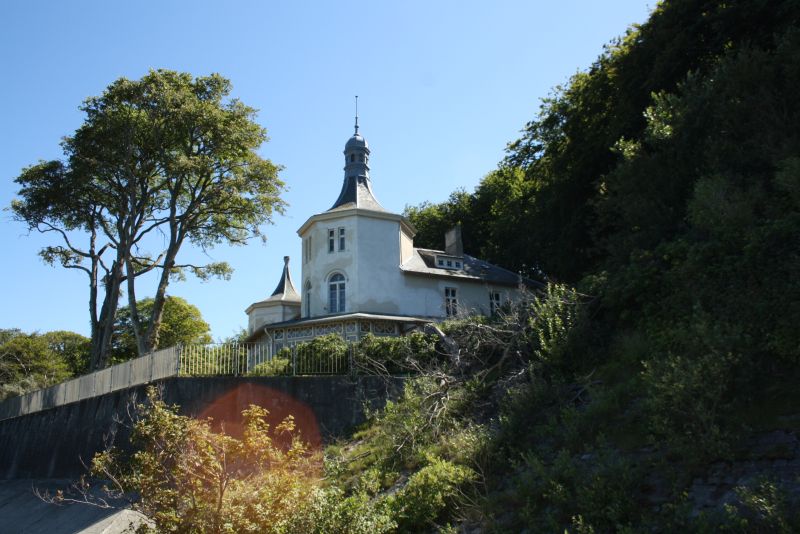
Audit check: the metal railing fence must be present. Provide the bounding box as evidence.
[0,341,371,420]
[178,343,273,376]
[290,343,352,376]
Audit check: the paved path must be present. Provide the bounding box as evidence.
[0,480,149,533]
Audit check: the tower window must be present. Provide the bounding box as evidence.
[358,154,364,162]
[350,154,355,162]
[328,229,335,253]
[305,280,312,317]
[329,273,346,313]
[445,287,458,317]
[339,227,346,251]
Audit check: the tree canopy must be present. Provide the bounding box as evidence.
[112,296,212,362]
[12,70,285,370]
[0,329,89,400]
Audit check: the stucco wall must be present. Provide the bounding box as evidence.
[248,302,301,334]
[297,210,519,321]
[300,214,359,317]
[0,376,403,479]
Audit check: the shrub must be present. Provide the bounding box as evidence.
[389,456,475,531]
[642,349,739,461]
[293,334,349,375]
[354,332,437,374]
[248,356,290,376]
[701,478,800,533]
[88,387,321,533]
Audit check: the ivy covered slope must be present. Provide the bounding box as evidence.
[374,0,800,531]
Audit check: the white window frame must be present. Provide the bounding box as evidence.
[490,291,501,316]
[445,287,458,317]
[328,273,346,313]
[338,227,346,251]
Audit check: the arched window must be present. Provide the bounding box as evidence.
[328,273,345,313]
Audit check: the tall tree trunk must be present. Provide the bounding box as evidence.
[142,192,185,354]
[88,230,100,369]
[125,256,147,357]
[90,258,124,370]
[143,237,183,353]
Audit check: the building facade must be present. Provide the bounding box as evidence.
[246,121,534,352]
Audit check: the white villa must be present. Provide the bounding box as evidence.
[245,120,534,352]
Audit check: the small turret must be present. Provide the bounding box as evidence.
[245,256,301,334]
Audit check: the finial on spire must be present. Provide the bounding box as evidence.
[354,95,359,134]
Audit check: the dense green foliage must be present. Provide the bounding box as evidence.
[111,296,212,362]
[391,0,800,530]
[0,328,89,399]
[406,0,800,283]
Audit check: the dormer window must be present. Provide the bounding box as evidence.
[436,254,463,270]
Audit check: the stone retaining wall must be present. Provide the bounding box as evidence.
[0,375,402,479]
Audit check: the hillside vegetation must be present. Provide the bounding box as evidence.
[79,0,800,531]
[392,0,800,530]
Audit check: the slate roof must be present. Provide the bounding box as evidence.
[328,175,387,212]
[249,256,301,306]
[401,248,543,288]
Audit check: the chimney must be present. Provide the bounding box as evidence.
[445,225,463,257]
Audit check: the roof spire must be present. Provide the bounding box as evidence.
[354,95,359,134]
[270,255,299,299]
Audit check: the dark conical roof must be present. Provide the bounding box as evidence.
[329,175,386,212]
[267,256,301,302]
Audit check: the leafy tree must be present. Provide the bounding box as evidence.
[0,330,79,399]
[406,0,799,283]
[111,296,212,362]
[12,70,285,370]
[40,330,92,375]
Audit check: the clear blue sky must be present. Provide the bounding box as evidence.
[0,0,653,340]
